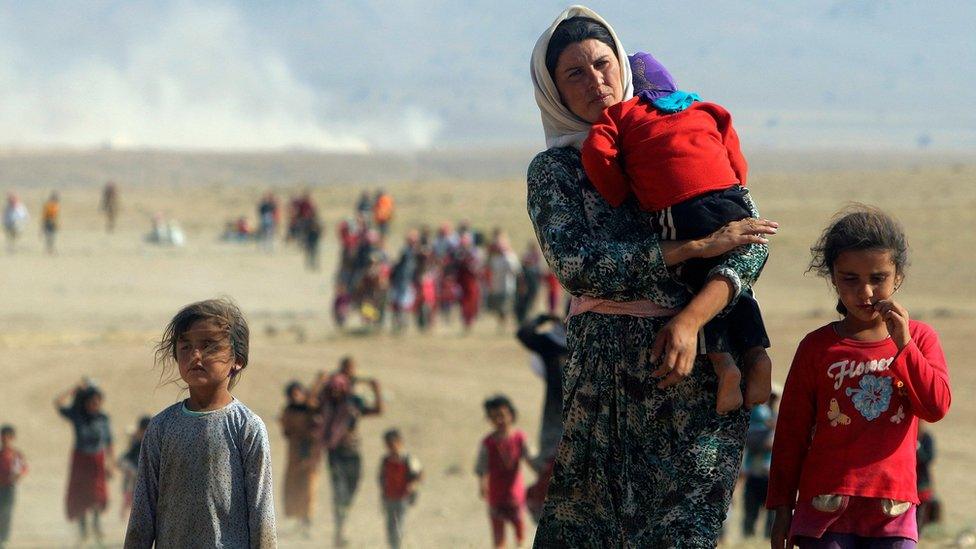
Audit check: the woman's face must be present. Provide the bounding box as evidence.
[553,39,623,123]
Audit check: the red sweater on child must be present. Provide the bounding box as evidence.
[0,447,28,487]
[767,320,951,509]
[581,98,747,211]
[477,429,529,508]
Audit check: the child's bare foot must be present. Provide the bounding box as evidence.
[709,352,743,414]
[744,346,773,408]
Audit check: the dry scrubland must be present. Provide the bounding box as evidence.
[1,151,975,547]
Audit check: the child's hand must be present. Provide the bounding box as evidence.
[874,299,911,349]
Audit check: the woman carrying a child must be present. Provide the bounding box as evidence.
[527,6,777,547]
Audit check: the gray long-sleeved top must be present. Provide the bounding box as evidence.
[124,399,277,548]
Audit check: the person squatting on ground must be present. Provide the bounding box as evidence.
[0,425,28,548]
[767,206,951,549]
[54,380,114,545]
[476,395,536,549]
[378,429,423,549]
[581,50,772,413]
[310,356,383,547]
[123,298,277,548]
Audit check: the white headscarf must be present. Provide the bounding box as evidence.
[530,5,634,150]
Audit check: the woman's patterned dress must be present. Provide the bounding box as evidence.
[528,147,768,548]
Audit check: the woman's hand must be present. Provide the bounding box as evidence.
[770,506,793,549]
[650,312,701,388]
[650,275,735,387]
[698,218,778,259]
[874,299,911,350]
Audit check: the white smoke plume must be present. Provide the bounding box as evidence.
[0,2,442,151]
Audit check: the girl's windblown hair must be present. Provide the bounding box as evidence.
[808,204,909,314]
[154,297,250,388]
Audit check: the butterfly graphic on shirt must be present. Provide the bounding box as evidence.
[890,405,906,424]
[828,398,851,427]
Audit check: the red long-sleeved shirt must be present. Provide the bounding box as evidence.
[581,98,747,212]
[767,320,951,509]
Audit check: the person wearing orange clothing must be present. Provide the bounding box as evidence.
[41,191,60,255]
[373,190,394,239]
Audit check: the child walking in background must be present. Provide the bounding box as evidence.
[118,416,151,522]
[581,52,772,413]
[41,191,60,255]
[124,298,277,548]
[54,380,114,545]
[280,381,320,539]
[0,425,28,548]
[476,395,535,549]
[767,206,951,548]
[378,429,423,549]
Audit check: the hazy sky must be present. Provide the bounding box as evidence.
[1,1,973,152]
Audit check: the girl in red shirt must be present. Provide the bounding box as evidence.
[768,206,951,548]
[475,395,535,549]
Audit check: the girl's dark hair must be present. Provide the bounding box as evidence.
[484,394,518,421]
[72,386,104,418]
[545,16,617,80]
[138,416,152,431]
[383,428,402,444]
[154,297,250,388]
[284,380,304,399]
[809,204,909,315]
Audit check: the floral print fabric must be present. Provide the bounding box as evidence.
[527,147,768,547]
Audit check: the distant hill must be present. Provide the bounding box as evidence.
[1,148,972,189]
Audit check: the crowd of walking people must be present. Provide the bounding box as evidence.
[333,215,562,333]
[234,187,565,333]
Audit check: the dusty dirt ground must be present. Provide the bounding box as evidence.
[1,154,974,547]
